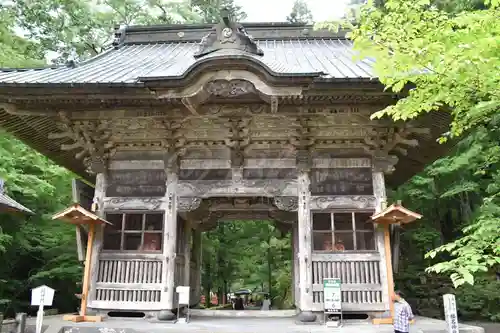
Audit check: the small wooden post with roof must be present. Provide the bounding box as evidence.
[370,200,422,325]
[52,204,112,323]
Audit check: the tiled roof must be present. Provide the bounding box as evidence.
[0,192,34,214]
[0,39,375,85]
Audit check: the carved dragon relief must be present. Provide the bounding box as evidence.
[48,111,116,174]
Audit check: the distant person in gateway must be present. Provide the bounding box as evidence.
[392,290,415,333]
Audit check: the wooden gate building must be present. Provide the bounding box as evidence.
[0,17,448,322]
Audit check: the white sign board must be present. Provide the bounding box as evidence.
[323,278,341,313]
[31,285,55,307]
[443,294,459,333]
[176,286,190,305]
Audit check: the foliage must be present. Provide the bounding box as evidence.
[0,6,45,67]
[286,0,314,24]
[351,0,500,138]
[9,0,246,64]
[341,0,500,287]
[201,221,293,308]
[0,132,79,316]
[191,0,247,23]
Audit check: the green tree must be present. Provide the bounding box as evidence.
[286,0,314,24]
[191,0,247,23]
[347,0,500,286]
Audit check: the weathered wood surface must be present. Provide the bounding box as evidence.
[88,173,106,309]
[163,170,178,310]
[311,252,385,311]
[177,179,298,197]
[310,168,373,195]
[191,229,202,305]
[310,195,376,210]
[297,171,313,312]
[106,169,166,197]
[372,170,390,312]
[183,220,192,286]
[292,224,299,308]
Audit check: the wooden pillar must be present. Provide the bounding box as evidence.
[297,171,315,321]
[183,220,192,286]
[192,228,202,305]
[372,170,392,318]
[159,169,178,320]
[86,172,106,311]
[292,223,300,308]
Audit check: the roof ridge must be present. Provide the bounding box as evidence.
[115,22,349,46]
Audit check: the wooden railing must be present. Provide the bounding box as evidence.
[91,253,192,310]
[311,253,385,312]
[92,253,164,309]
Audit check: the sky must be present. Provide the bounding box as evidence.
[234,0,351,22]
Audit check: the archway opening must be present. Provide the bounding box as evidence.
[198,218,294,312]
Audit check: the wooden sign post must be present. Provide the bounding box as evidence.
[31,285,55,333]
[52,204,112,323]
[370,202,422,325]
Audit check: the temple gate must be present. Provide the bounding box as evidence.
[0,15,449,323]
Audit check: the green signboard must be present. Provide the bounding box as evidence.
[323,278,342,313]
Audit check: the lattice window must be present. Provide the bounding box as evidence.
[103,212,164,252]
[312,212,375,251]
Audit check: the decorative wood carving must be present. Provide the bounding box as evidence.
[273,196,299,212]
[372,154,399,174]
[103,197,163,210]
[296,149,312,173]
[223,118,251,167]
[309,195,377,210]
[177,197,202,212]
[176,179,298,197]
[206,197,275,211]
[206,79,256,97]
[49,112,115,174]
